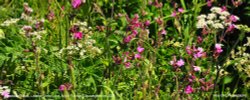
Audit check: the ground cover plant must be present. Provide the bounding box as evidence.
[0,0,250,100]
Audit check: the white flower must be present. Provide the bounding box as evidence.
[210,7,222,13]
[220,11,230,16]
[207,13,217,20]
[213,23,224,29]
[206,20,214,25]
[0,18,20,26]
[196,19,207,28]
[219,16,226,20]
[197,14,206,19]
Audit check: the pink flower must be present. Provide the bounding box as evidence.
[1,90,10,98]
[132,30,138,35]
[144,20,151,26]
[193,47,204,59]
[221,6,227,12]
[185,85,194,94]
[124,62,131,68]
[186,46,192,55]
[160,29,167,35]
[207,0,212,7]
[176,59,185,67]
[59,85,66,91]
[197,36,203,44]
[73,32,83,39]
[215,43,223,53]
[178,8,184,13]
[171,11,177,17]
[72,0,82,8]
[193,66,201,72]
[230,15,239,22]
[226,24,236,33]
[135,53,141,59]
[137,46,144,53]
[123,35,132,43]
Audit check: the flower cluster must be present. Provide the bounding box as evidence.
[197,6,239,33]
[170,56,185,69]
[186,46,206,59]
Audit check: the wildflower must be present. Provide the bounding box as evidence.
[1,90,10,98]
[207,0,212,7]
[113,55,122,64]
[215,43,223,54]
[134,54,141,59]
[221,6,227,12]
[176,59,185,67]
[137,46,144,53]
[144,20,150,26]
[59,85,66,91]
[72,0,82,8]
[193,66,201,72]
[186,46,192,55]
[171,11,177,17]
[185,85,194,94]
[226,24,236,33]
[73,32,83,39]
[59,83,73,91]
[197,36,203,44]
[188,75,196,83]
[230,15,239,22]
[124,62,131,68]
[132,30,138,35]
[160,29,166,35]
[123,35,132,43]
[194,47,205,59]
[178,8,184,13]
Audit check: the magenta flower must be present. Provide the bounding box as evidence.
[194,47,204,59]
[132,30,138,35]
[185,85,194,94]
[1,90,10,99]
[59,85,66,91]
[215,43,223,54]
[72,0,82,8]
[137,46,144,53]
[221,6,227,12]
[207,0,212,7]
[226,24,236,32]
[123,35,132,43]
[178,8,184,13]
[73,32,83,40]
[193,66,201,72]
[144,20,151,26]
[186,46,192,55]
[230,15,239,22]
[135,53,141,59]
[124,62,131,68]
[171,11,177,17]
[176,59,185,67]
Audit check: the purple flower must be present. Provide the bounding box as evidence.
[178,8,184,13]
[72,0,82,8]
[1,90,10,98]
[59,85,66,91]
[185,85,194,94]
[137,46,144,53]
[207,0,212,7]
[73,32,83,40]
[176,59,185,67]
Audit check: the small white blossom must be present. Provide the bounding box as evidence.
[207,13,217,20]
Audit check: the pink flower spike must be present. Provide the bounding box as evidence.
[1,90,10,98]
[135,53,141,59]
[176,59,185,67]
[137,46,144,53]
[72,0,82,8]
[185,85,194,94]
[73,32,83,40]
[178,8,184,13]
[171,11,177,17]
[193,66,201,72]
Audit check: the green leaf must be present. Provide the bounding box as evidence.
[223,76,233,84]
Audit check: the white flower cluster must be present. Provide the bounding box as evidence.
[196,7,239,29]
[0,18,20,26]
[59,21,101,59]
